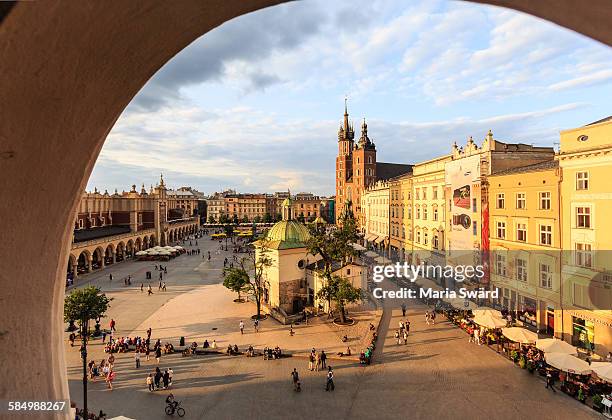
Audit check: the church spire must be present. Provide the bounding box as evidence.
[338,97,354,142]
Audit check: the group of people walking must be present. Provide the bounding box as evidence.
[308,348,328,372]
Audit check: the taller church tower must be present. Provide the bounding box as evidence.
[335,99,354,222]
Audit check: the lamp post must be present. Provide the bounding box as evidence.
[80,319,89,419]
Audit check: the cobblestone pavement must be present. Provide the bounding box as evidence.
[65,236,598,419]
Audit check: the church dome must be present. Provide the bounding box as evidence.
[266,220,310,248]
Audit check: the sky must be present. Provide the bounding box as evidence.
[87,0,612,197]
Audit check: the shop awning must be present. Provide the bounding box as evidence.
[364,251,378,258]
[536,338,577,355]
[374,236,386,244]
[545,353,592,375]
[366,234,378,242]
[501,327,538,344]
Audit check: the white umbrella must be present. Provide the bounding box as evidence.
[545,353,592,375]
[591,362,612,383]
[473,313,507,329]
[135,251,147,256]
[536,338,577,355]
[147,250,160,256]
[364,250,378,258]
[109,417,137,420]
[350,243,366,251]
[502,327,538,344]
[174,246,184,250]
[473,307,504,319]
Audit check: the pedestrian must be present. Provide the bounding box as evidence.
[158,280,162,290]
[425,312,430,325]
[69,332,76,347]
[325,366,335,391]
[140,283,144,292]
[395,330,401,345]
[147,327,152,340]
[109,273,113,282]
[164,267,167,274]
[162,282,166,291]
[148,284,153,295]
[145,346,150,361]
[106,369,115,390]
[401,302,406,317]
[546,372,556,392]
[431,310,436,325]
[110,319,116,332]
[155,346,162,364]
[159,271,163,281]
[135,350,141,368]
[147,374,154,392]
[167,367,174,387]
[320,350,327,369]
[154,367,162,390]
[403,330,408,345]
[406,320,410,333]
[308,352,314,371]
[239,320,244,335]
[474,327,481,346]
[162,369,170,389]
[315,352,322,371]
[469,329,475,343]
[254,319,259,333]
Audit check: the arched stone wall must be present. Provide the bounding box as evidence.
[0,0,610,416]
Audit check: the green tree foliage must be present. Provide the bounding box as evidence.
[241,215,250,223]
[223,267,250,301]
[264,213,273,223]
[306,208,360,322]
[232,214,239,224]
[316,275,362,323]
[219,214,229,224]
[253,215,262,223]
[208,215,216,223]
[64,286,112,331]
[230,240,273,319]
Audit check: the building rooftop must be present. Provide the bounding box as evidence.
[585,116,612,126]
[376,162,413,181]
[490,159,558,176]
[74,226,131,243]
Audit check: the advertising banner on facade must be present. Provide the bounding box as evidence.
[445,155,480,251]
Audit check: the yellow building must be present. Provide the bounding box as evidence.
[362,180,390,252]
[558,116,612,355]
[410,154,451,277]
[488,160,562,334]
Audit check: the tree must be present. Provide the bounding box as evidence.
[241,215,250,224]
[275,213,282,222]
[232,214,239,225]
[219,214,229,224]
[297,212,305,223]
[264,213,273,223]
[253,215,262,223]
[208,215,216,223]
[223,267,250,302]
[232,240,273,319]
[316,275,362,323]
[306,208,360,323]
[64,285,113,332]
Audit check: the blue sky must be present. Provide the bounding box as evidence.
[88,0,612,196]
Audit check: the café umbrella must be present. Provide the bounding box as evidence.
[473,313,507,329]
[591,362,612,383]
[501,327,538,344]
[535,338,577,355]
[472,307,504,319]
[545,353,592,375]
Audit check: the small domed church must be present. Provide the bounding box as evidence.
[254,198,366,322]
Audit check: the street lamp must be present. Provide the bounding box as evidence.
[80,319,89,419]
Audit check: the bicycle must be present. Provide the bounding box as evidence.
[165,400,185,417]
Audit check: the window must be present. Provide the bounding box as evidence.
[540,263,552,289]
[497,193,505,209]
[516,258,527,282]
[423,188,427,200]
[516,223,527,242]
[407,206,412,219]
[424,232,428,245]
[496,221,506,239]
[575,243,592,268]
[422,206,428,220]
[100,216,105,226]
[576,207,591,228]
[78,219,84,229]
[433,187,438,199]
[540,192,551,210]
[473,221,477,236]
[367,156,372,164]
[539,225,552,246]
[576,172,589,190]
[433,233,439,249]
[495,254,507,277]
[472,198,477,213]
[415,189,420,200]
[433,207,438,221]
[516,193,526,209]
[416,231,421,243]
[416,207,420,219]
[91,217,96,227]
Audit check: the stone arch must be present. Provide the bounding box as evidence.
[67,253,77,278]
[149,234,156,247]
[91,246,104,269]
[126,239,135,257]
[116,241,126,261]
[76,249,91,274]
[135,237,142,251]
[2,0,611,410]
[104,243,115,265]
[143,235,149,249]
